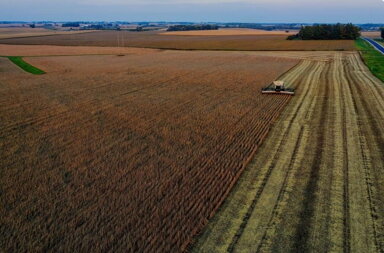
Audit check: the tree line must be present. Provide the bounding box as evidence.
[167,24,219,31]
[288,23,361,40]
[62,22,80,27]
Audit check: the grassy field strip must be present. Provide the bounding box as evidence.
[192,52,384,252]
[7,56,45,74]
[355,39,384,82]
[350,53,384,117]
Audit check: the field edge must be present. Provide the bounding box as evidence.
[355,38,384,82]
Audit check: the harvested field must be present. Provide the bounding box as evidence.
[0,30,356,51]
[362,31,382,39]
[0,49,299,252]
[0,44,159,57]
[162,28,297,36]
[193,52,384,252]
[0,44,343,60]
[0,28,95,39]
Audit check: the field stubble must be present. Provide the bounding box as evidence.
[193,51,384,252]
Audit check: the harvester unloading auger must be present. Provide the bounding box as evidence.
[261,80,295,95]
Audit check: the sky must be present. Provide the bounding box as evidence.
[0,0,383,23]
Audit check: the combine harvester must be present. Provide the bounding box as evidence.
[261,80,295,95]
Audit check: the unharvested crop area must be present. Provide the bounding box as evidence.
[193,52,384,252]
[0,30,356,51]
[0,48,299,252]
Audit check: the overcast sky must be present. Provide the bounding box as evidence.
[1,0,383,23]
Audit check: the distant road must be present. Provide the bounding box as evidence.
[363,37,384,54]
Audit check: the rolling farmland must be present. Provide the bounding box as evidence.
[193,52,384,252]
[0,48,299,252]
[0,44,159,57]
[1,28,384,252]
[0,30,356,51]
[0,28,95,39]
[162,28,297,36]
[1,0,383,250]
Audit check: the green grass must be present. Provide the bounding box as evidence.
[8,56,46,75]
[374,38,384,46]
[355,38,384,82]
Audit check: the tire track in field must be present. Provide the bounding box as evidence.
[255,126,305,252]
[338,55,378,253]
[229,61,320,252]
[345,68,378,252]
[318,53,350,253]
[344,55,383,252]
[226,61,318,252]
[353,56,384,250]
[291,63,329,252]
[254,62,325,253]
[339,54,351,253]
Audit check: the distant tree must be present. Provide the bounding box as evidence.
[291,23,360,40]
[381,27,384,39]
[87,24,103,30]
[29,24,35,28]
[62,22,80,28]
[298,25,314,40]
[167,24,219,32]
[287,34,299,40]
